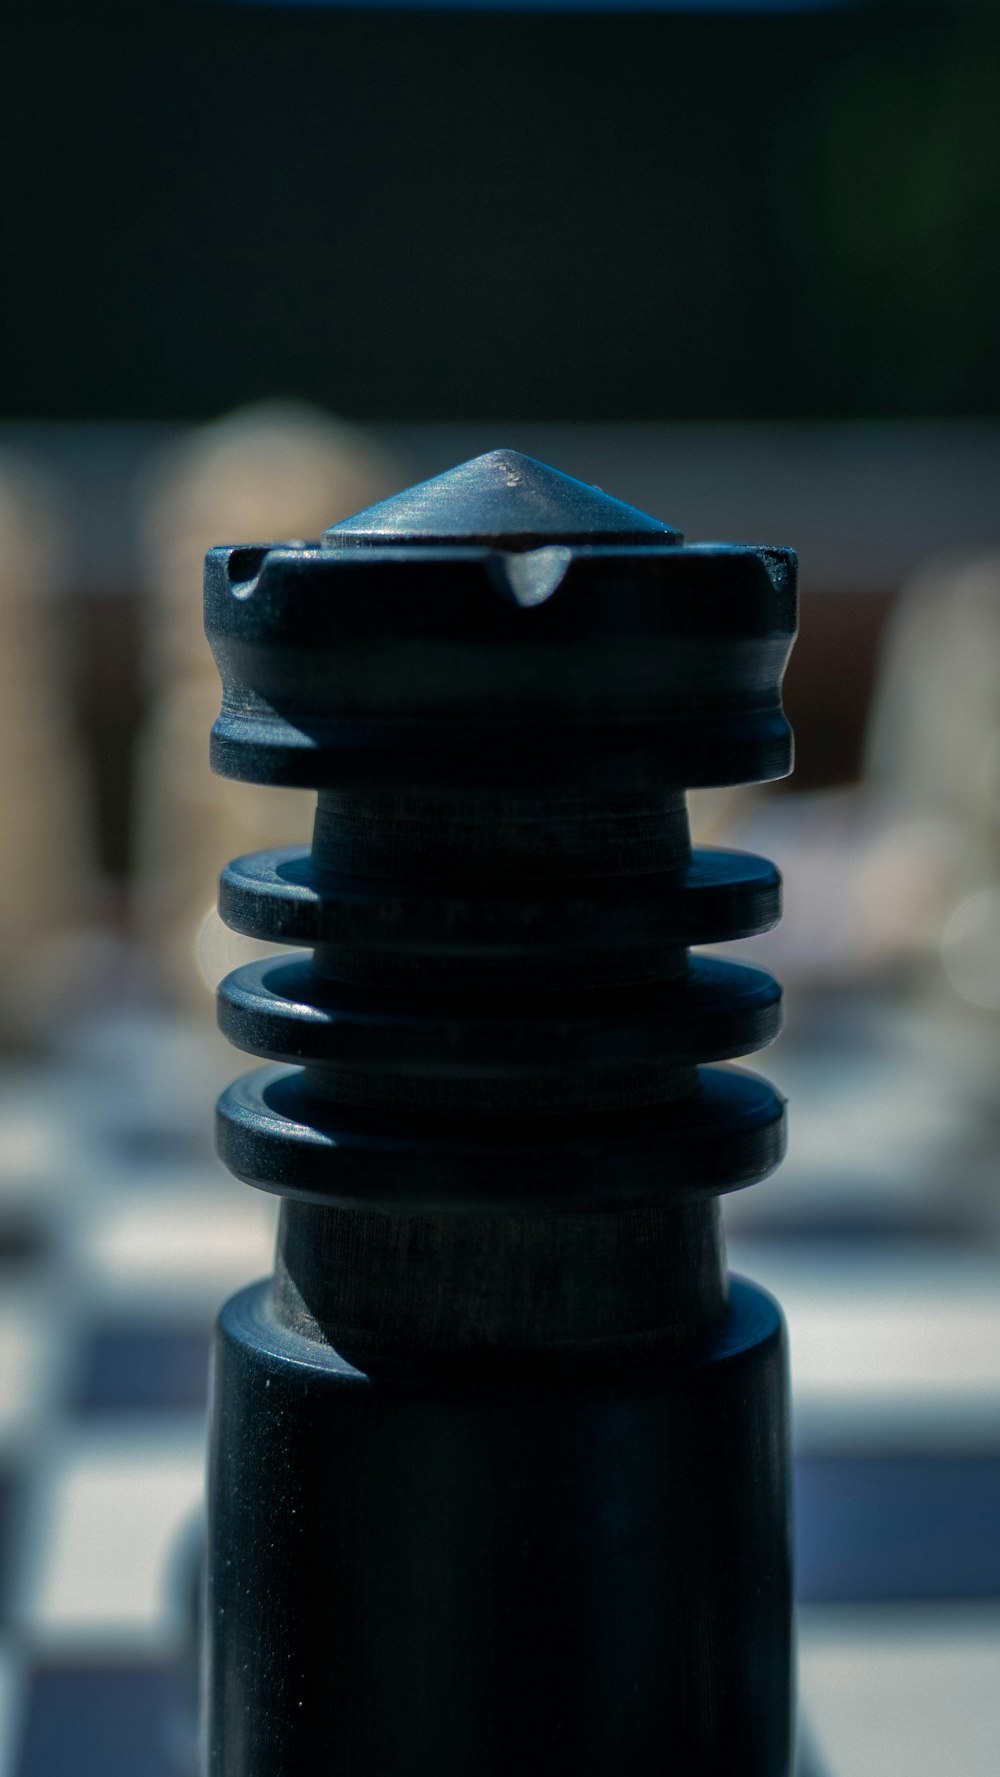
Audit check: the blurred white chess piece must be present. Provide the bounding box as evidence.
[720,554,1000,996]
[0,455,94,1047]
[716,551,1000,1227]
[867,553,1000,1006]
[133,403,399,1007]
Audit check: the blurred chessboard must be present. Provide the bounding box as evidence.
[0,1005,998,1777]
[0,1013,274,1777]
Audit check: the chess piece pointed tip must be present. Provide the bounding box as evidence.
[323,448,681,550]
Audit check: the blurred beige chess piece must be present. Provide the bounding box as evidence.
[866,552,1000,1008]
[724,553,1000,997]
[134,403,399,1007]
[0,456,94,1046]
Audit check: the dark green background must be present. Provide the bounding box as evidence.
[3,3,998,420]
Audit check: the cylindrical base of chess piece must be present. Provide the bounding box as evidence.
[206,1272,792,1777]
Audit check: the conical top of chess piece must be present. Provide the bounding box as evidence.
[207,448,795,793]
[323,448,681,550]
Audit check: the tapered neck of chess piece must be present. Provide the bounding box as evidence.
[205,450,797,1777]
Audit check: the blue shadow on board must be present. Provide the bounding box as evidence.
[795,1453,1000,1603]
[17,1666,186,1777]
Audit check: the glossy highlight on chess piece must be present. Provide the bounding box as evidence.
[204,450,798,1776]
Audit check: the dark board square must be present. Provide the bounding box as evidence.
[108,1126,216,1169]
[72,1324,211,1414]
[0,1213,49,1266]
[795,1452,1000,1604]
[16,1663,187,1777]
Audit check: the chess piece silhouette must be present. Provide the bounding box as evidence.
[205,451,797,1776]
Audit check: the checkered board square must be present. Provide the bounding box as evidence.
[1,1009,998,1776]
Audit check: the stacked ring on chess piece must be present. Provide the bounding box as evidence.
[205,451,797,1776]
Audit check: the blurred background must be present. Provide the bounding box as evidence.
[1,1,999,1773]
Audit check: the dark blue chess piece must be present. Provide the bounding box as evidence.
[205,450,797,1775]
